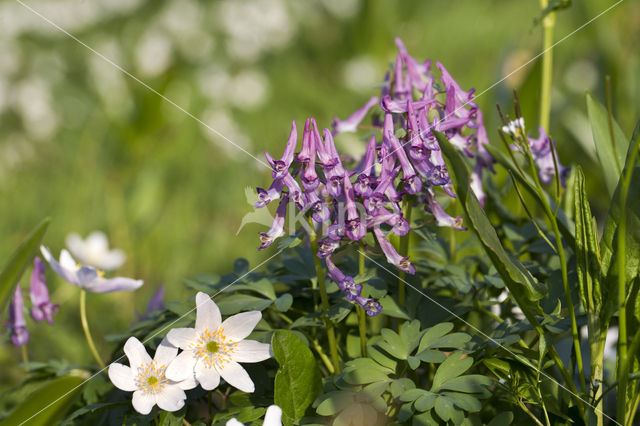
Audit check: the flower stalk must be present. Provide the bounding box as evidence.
[79,290,105,368]
[397,200,413,307]
[309,223,341,374]
[357,243,367,357]
[538,0,556,132]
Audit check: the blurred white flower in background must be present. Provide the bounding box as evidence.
[322,0,360,19]
[135,29,173,77]
[13,78,59,140]
[66,231,126,271]
[564,59,598,94]
[229,70,269,110]
[201,109,252,154]
[342,55,379,93]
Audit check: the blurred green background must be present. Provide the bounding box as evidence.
[0,0,638,390]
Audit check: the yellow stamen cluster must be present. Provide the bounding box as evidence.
[135,362,168,394]
[193,328,237,369]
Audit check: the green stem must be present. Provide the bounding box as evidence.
[357,244,367,357]
[311,338,335,374]
[397,201,413,307]
[538,1,556,132]
[587,315,607,426]
[20,345,28,363]
[615,125,639,423]
[79,290,106,369]
[308,223,341,374]
[519,399,545,426]
[525,149,587,393]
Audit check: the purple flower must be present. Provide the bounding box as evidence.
[30,257,58,324]
[325,257,362,302]
[373,228,416,274]
[255,178,284,209]
[317,237,340,258]
[527,126,569,186]
[355,295,382,316]
[436,62,477,118]
[394,38,431,93]
[425,190,466,231]
[145,285,165,315]
[300,120,320,191]
[8,285,29,346]
[332,96,378,134]
[306,190,331,223]
[343,177,366,241]
[265,120,297,179]
[258,196,288,250]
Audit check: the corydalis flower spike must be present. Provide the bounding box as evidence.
[255,178,284,209]
[30,256,58,324]
[354,295,382,316]
[373,228,415,274]
[266,120,297,179]
[258,196,288,250]
[8,285,29,346]
[426,191,466,231]
[343,177,366,241]
[332,96,378,135]
[300,120,319,191]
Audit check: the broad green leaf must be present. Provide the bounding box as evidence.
[367,345,397,371]
[272,330,322,422]
[399,388,430,402]
[390,378,415,398]
[600,122,640,321]
[573,166,602,313]
[378,328,408,360]
[343,367,390,385]
[487,412,515,426]
[315,391,353,416]
[274,293,293,312]
[442,391,482,412]
[378,295,410,320]
[437,131,546,324]
[1,374,84,426]
[430,352,473,393]
[216,294,273,315]
[0,217,50,314]
[417,323,454,352]
[414,350,446,364]
[586,92,629,197]
[414,393,436,411]
[439,375,492,394]
[434,395,455,421]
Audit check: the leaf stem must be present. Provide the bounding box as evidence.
[538,0,556,132]
[311,338,335,375]
[20,345,28,363]
[397,201,413,307]
[357,243,367,357]
[308,220,341,374]
[79,289,105,369]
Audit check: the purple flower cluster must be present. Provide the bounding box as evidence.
[255,39,492,314]
[527,126,570,186]
[7,257,58,346]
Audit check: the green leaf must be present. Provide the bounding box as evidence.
[378,295,410,319]
[437,131,547,325]
[600,122,640,321]
[414,392,437,411]
[274,293,293,312]
[573,166,602,314]
[216,294,273,315]
[417,323,454,352]
[487,412,515,426]
[1,374,84,426]
[430,352,473,393]
[378,328,408,360]
[586,92,629,197]
[272,330,322,422]
[343,367,391,385]
[434,395,455,421]
[315,391,353,416]
[0,217,50,314]
[439,375,492,394]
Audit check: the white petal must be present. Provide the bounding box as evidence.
[86,231,109,253]
[100,249,126,270]
[226,419,244,426]
[232,340,272,363]
[263,405,283,426]
[132,390,156,415]
[216,360,254,393]
[220,311,261,341]
[166,350,197,382]
[124,337,152,367]
[108,363,136,392]
[166,328,198,349]
[59,249,78,271]
[155,385,186,412]
[85,277,143,293]
[195,359,221,390]
[175,375,198,390]
[154,338,178,367]
[195,292,221,332]
[65,233,85,258]
[41,246,79,285]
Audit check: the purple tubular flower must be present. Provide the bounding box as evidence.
[366,210,410,236]
[8,285,29,346]
[255,178,284,209]
[30,257,58,324]
[258,196,288,250]
[325,257,362,301]
[354,136,377,197]
[436,62,477,118]
[282,173,306,210]
[380,95,432,114]
[528,126,570,186]
[145,285,165,315]
[332,96,379,135]
[395,38,431,93]
[417,108,439,151]
[407,101,429,162]
[327,223,345,241]
[394,54,410,100]
[474,110,494,172]
[306,190,331,223]
[300,121,319,191]
[426,191,466,231]
[317,237,340,258]
[343,177,366,241]
[265,120,297,179]
[355,295,383,316]
[383,112,421,194]
[373,228,416,274]
[470,162,487,207]
[318,128,346,198]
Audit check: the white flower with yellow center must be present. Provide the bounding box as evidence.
[226,405,283,426]
[108,337,195,415]
[165,291,272,393]
[66,231,126,271]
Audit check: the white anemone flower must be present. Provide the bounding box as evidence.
[108,337,195,415]
[165,292,272,393]
[226,405,283,426]
[66,231,126,270]
[40,246,143,293]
